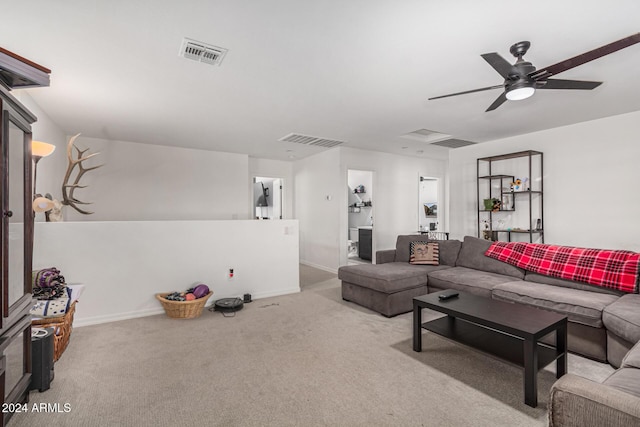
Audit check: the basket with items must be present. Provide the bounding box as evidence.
[30,267,84,361]
[156,284,212,319]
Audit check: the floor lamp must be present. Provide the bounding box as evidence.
[31,140,56,218]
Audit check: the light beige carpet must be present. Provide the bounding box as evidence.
[12,267,613,426]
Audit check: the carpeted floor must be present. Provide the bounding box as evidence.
[11,265,613,426]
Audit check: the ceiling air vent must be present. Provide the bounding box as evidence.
[279,133,345,148]
[401,128,451,144]
[179,38,228,66]
[430,138,476,148]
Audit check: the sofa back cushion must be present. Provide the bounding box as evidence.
[395,235,461,266]
[456,236,525,279]
[622,340,640,369]
[485,241,640,293]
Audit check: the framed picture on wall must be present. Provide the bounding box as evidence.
[424,203,437,217]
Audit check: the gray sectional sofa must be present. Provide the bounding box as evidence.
[338,235,640,366]
[549,339,640,426]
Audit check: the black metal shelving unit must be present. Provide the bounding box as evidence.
[477,150,544,243]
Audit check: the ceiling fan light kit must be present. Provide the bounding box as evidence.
[429,32,640,111]
[505,84,535,101]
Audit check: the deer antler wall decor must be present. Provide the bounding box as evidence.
[61,133,104,214]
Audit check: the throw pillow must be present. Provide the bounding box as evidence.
[410,241,439,265]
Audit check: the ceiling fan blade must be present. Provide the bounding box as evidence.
[530,32,640,80]
[480,53,513,78]
[537,79,602,90]
[485,92,508,112]
[429,84,503,101]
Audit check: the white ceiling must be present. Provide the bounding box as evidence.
[2,1,640,161]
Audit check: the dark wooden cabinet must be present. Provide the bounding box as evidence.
[358,228,372,261]
[0,47,48,426]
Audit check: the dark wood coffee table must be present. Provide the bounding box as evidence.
[413,290,568,407]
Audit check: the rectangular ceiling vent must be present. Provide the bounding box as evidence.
[179,38,228,66]
[279,133,345,148]
[401,128,451,144]
[430,138,476,149]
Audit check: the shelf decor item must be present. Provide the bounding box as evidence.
[484,198,501,211]
[502,193,514,210]
[61,133,105,215]
[353,185,365,193]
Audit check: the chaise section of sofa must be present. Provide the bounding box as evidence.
[338,235,460,317]
[340,262,431,317]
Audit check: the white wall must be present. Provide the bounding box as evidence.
[12,96,254,222]
[55,136,251,221]
[449,110,640,251]
[295,147,448,272]
[293,149,342,271]
[16,95,302,327]
[339,147,448,265]
[34,220,300,326]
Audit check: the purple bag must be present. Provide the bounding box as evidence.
[32,267,66,288]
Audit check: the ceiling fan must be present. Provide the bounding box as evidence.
[429,33,640,112]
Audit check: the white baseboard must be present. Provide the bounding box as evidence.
[73,288,300,327]
[300,260,338,274]
[252,287,300,300]
[74,307,167,327]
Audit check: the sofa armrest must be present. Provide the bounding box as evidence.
[549,374,640,427]
[376,250,396,264]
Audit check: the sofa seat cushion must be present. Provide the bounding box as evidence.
[603,368,640,398]
[492,281,619,328]
[426,266,520,298]
[525,272,623,296]
[338,263,448,294]
[603,294,640,344]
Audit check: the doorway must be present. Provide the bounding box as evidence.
[347,169,373,265]
[419,177,439,233]
[253,177,283,219]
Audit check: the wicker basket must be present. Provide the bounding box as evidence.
[156,292,213,319]
[32,301,77,362]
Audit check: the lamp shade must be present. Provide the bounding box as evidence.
[33,196,55,213]
[506,85,535,101]
[32,140,56,158]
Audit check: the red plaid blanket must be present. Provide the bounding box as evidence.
[485,242,640,293]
